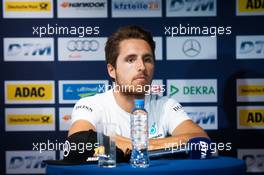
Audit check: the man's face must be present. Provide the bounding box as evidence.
[108,39,154,95]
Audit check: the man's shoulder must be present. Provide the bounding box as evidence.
[76,90,111,105]
[149,94,182,110]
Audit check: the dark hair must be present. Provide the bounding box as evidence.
[105,25,155,68]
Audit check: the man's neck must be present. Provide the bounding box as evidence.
[112,90,145,113]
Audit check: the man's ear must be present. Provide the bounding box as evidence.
[107,63,116,80]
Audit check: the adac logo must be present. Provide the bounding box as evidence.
[5,82,54,103]
[237,0,264,13]
[238,85,264,96]
[239,109,264,127]
[169,0,215,12]
[63,83,105,100]
[239,40,264,55]
[7,114,53,125]
[170,85,215,96]
[5,1,51,12]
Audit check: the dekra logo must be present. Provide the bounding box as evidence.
[170,85,215,95]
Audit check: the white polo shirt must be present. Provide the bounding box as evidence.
[71,89,190,139]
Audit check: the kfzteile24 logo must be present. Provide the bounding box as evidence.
[237,106,264,129]
[5,81,55,104]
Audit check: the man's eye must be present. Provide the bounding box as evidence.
[144,57,153,63]
[127,58,135,63]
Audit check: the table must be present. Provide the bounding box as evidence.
[46,156,246,175]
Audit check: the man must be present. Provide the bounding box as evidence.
[68,25,209,154]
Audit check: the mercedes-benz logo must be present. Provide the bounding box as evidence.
[182,39,201,57]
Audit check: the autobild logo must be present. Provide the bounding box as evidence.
[5,108,55,131]
[60,1,105,9]
[167,79,217,102]
[236,36,264,59]
[238,149,264,173]
[59,80,108,103]
[182,39,201,57]
[4,38,54,61]
[167,0,216,17]
[4,1,51,12]
[237,106,264,129]
[5,81,55,104]
[185,106,218,129]
[67,40,99,51]
[113,0,160,11]
[237,0,264,16]
[6,151,55,174]
[237,79,264,102]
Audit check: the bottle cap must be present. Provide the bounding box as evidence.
[134,99,144,107]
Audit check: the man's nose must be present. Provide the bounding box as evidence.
[137,59,146,71]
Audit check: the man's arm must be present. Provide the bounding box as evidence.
[68,120,131,153]
[149,120,209,150]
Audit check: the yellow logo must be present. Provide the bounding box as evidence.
[6,83,53,101]
[239,109,264,126]
[237,0,264,13]
[7,114,53,125]
[5,1,51,12]
[238,85,264,96]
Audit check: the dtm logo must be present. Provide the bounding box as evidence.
[6,151,55,174]
[239,40,264,54]
[188,112,215,125]
[67,40,99,52]
[169,0,215,12]
[238,149,264,173]
[7,43,51,56]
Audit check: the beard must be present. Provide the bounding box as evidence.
[114,75,152,96]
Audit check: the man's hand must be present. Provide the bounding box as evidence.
[114,135,132,154]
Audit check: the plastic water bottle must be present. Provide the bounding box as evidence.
[130,99,150,168]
